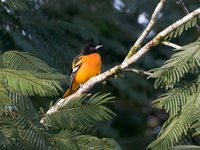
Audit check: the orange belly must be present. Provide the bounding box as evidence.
[74,53,101,84]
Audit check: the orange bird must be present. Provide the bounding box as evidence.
[63,43,102,98]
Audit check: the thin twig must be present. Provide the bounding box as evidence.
[162,41,182,49]
[40,7,200,123]
[176,0,189,14]
[176,0,200,34]
[123,68,152,76]
[125,0,166,59]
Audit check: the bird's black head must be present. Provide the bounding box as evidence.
[81,43,103,55]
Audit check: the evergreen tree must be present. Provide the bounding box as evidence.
[0,0,200,150]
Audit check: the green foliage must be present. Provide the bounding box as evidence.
[0,50,66,97]
[9,91,38,120]
[164,15,200,40]
[0,50,119,150]
[14,115,48,150]
[0,0,30,11]
[1,0,199,149]
[44,93,116,130]
[0,21,119,150]
[0,50,66,124]
[171,145,200,150]
[0,84,11,106]
[148,93,200,150]
[52,130,120,150]
[0,50,66,150]
[150,40,200,89]
[0,49,119,149]
[148,39,200,150]
[0,51,53,72]
[153,83,197,117]
[0,92,119,150]
[0,69,63,97]
[0,92,48,150]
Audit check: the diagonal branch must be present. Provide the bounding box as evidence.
[176,0,200,34]
[40,7,200,123]
[124,68,152,76]
[125,0,166,59]
[162,41,182,49]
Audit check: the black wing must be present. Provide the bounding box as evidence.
[69,54,82,89]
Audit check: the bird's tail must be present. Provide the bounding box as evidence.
[62,84,79,98]
[62,88,73,98]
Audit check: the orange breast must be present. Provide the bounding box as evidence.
[74,53,101,84]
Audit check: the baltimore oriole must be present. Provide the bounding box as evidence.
[63,43,102,98]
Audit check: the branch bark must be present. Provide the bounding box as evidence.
[40,5,200,123]
[124,68,152,76]
[162,41,182,49]
[176,0,200,34]
[125,0,166,59]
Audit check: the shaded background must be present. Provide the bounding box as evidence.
[0,0,199,149]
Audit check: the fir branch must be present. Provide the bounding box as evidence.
[148,93,200,150]
[41,6,200,122]
[9,91,39,121]
[0,69,63,97]
[0,51,54,72]
[42,93,115,128]
[0,84,11,105]
[150,40,200,89]
[52,129,121,150]
[0,0,29,11]
[153,83,197,117]
[14,115,48,150]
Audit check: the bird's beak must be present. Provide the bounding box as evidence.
[95,45,103,50]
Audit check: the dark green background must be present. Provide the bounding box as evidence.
[0,0,199,149]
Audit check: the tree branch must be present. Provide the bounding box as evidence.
[123,68,152,76]
[40,6,200,123]
[176,0,200,34]
[125,0,166,59]
[162,41,182,49]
